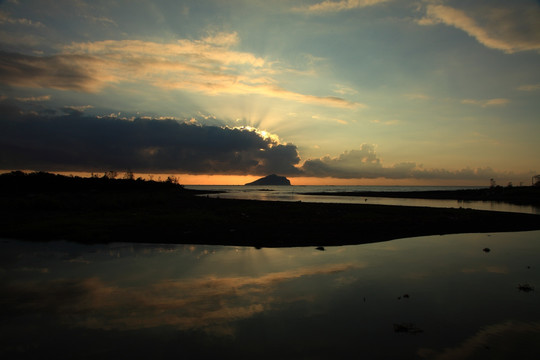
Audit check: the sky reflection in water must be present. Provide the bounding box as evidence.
[1,231,540,359]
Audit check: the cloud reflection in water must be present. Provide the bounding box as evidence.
[1,263,359,335]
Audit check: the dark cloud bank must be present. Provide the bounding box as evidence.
[0,104,300,175]
[0,104,530,182]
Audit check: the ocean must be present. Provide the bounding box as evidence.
[185,185,540,214]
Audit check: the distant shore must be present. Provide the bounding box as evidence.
[1,172,539,247]
[305,186,540,206]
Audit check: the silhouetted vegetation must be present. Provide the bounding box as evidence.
[0,170,188,194]
[1,171,539,247]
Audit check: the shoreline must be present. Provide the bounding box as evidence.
[1,172,539,247]
[2,194,540,248]
[304,186,540,206]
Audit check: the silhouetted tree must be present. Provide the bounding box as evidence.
[105,171,118,179]
[123,170,134,180]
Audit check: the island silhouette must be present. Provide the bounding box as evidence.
[245,174,291,186]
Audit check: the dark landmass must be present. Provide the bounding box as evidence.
[245,174,291,186]
[305,186,540,206]
[1,171,539,247]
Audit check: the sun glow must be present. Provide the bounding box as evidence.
[234,126,282,144]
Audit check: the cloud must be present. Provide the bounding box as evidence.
[294,0,391,14]
[1,104,531,181]
[370,119,400,126]
[333,84,358,95]
[61,104,94,115]
[82,14,117,27]
[0,51,104,92]
[0,33,361,108]
[418,3,540,53]
[461,98,510,107]
[517,83,540,91]
[15,95,51,102]
[403,93,430,100]
[301,144,409,179]
[300,144,531,181]
[0,105,301,175]
[0,10,44,28]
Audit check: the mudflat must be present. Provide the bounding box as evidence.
[1,172,539,247]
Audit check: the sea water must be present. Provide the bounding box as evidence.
[186,185,540,214]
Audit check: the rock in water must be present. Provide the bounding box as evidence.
[245,174,291,186]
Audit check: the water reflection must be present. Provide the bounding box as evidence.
[1,231,540,359]
[3,262,357,334]
[418,320,540,359]
[203,190,540,214]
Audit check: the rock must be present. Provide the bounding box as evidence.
[245,174,291,186]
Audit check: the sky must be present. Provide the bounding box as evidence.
[1,0,539,185]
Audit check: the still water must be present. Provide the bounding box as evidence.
[186,185,540,215]
[1,231,539,359]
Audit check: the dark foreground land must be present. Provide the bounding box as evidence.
[1,172,539,247]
